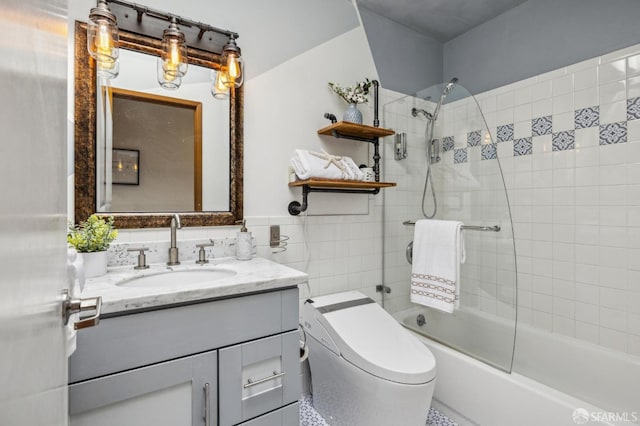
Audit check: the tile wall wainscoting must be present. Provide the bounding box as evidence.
[382,42,640,358]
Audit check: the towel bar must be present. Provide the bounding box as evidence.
[402,220,500,232]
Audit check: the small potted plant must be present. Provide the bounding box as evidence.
[68,214,118,278]
[328,78,372,124]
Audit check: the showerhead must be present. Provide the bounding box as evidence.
[443,78,458,97]
[411,78,458,121]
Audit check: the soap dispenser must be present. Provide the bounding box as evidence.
[235,220,252,260]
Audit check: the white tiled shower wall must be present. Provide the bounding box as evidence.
[383,43,640,357]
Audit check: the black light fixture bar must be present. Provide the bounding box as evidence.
[106,0,239,54]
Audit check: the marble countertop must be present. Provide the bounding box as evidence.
[81,257,308,315]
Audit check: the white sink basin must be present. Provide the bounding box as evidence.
[117,269,237,288]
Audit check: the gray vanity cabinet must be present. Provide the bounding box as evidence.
[69,287,300,426]
[69,350,217,426]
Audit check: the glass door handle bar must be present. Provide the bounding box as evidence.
[402,221,500,232]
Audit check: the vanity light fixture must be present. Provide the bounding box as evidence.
[220,35,243,88]
[210,70,229,100]
[89,0,244,92]
[159,17,188,81]
[87,0,119,78]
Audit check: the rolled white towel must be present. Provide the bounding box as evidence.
[290,149,364,181]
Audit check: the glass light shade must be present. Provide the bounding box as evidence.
[97,58,119,79]
[157,58,182,90]
[210,70,229,100]
[220,50,243,88]
[87,6,119,70]
[161,28,188,79]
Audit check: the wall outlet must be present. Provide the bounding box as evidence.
[270,225,280,248]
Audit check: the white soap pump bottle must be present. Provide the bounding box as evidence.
[235,220,252,260]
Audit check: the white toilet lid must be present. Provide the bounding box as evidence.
[317,299,436,384]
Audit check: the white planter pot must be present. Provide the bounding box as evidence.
[82,251,107,278]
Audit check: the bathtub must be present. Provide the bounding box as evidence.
[394,307,640,426]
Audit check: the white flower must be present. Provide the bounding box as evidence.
[328,78,372,104]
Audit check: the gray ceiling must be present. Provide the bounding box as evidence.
[356,0,528,42]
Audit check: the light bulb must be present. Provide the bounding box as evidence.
[210,69,229,100]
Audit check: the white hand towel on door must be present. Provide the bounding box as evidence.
[410,219,465,313]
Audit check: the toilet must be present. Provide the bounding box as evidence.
[302,291,436,426]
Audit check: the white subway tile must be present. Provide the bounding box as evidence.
[599,185,627,206]
[532,98,553,117]
[575,205,599,226]
[552,111,573,132]
[575,282,600,304]
[575,321,600,345]
[599,101,626,124]
[575,244,599,264]
[532,310,554,332]
[496,91,514,110]
[575,302,599,324]
[532,223,553,241]
[599,327,628,352]
[600,307,628,332]
[574,87,598,110]
[599,164,627,185]
[552,93,574,114]
[599,226,628,248]
[627,75,640,99]
[575,224,599,245]
[552,74,574,96]
[599,59,626,84]
[573,67,598,91]
[599,80,627,104]
[628,54,640,78]
[532,80,553,101]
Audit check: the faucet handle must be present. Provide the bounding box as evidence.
[195,243,214,264]
[127,247,150,270]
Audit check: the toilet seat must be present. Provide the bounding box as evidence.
[307,292,436,385]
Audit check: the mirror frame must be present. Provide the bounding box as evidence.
[74,21,243,228]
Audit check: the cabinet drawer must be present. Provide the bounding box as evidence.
[238,403,299,426]
[69,350,217,426]
[219,331,300,426]
[70,288,298,382]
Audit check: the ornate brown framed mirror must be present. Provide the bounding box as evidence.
[74,21,243,228]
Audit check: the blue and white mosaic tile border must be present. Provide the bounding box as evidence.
[441,94,639,163]
[299,394,458,426]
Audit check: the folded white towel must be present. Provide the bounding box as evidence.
[290,149,364,181]
[410,219,465,313]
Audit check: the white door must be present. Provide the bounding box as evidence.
[0,0,70,424]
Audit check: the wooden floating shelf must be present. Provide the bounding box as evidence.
[289,179,396,189]
[317,121,395,139]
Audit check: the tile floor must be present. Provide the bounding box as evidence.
[299,394,458,426]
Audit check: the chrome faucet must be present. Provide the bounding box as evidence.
[167,213,182,265]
